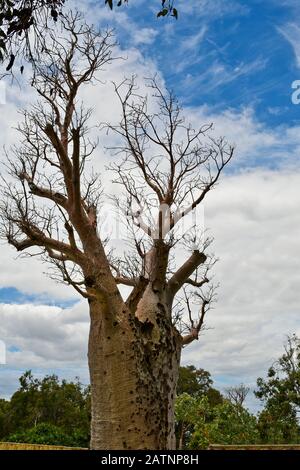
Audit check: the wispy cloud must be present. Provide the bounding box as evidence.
[169,26,207,73]
[176,0,249,18]
[180,26,207,51]
[278,23,300,68]
[182,57,268,94]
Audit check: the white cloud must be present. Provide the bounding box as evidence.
[0,301,90,398]
[1,0,300,413]
[0,247,80,301]
[0,301,88,366]
[1,168,300,411]
[131,27,158,45]
[182,168,300,409]
[70,0,158,47]
[185,104,300,167]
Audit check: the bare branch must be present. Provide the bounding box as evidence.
[225,384,250,407]
[185,277,209,288]
[181,285,217,346]
[19,171,68,208]
[0,13,119,299]
[167,250,207,301]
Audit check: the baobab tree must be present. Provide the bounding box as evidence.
[0,13,233,449]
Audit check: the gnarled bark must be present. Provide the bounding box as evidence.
[88,288,181,450]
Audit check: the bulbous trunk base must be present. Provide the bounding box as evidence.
[88,298,181,450]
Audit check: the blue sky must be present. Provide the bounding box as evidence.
[0,287,76,308]
[113,0,300,128]
[1,0,300,413]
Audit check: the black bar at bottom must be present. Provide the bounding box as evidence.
[0,450,299,466]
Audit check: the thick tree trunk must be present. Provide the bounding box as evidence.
[88,289,182,450]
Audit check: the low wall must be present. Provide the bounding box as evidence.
[0,442,87,450]
[2,442,300,451]
[209,444,300,450]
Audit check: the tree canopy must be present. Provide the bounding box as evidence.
[1,347,300,449]
[187,398,260,449]
[177,365,223,406]
[0,370,90,447]
[255,334,300,443]
[177,365,213,396]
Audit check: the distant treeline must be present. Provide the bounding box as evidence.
[0,335,299,448]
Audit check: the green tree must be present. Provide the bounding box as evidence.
[189,400,259,449]
[175,393,201,449]
[177,366,212,396]
[257,404,299,444]
[4,370,90,445]
[0,398,10,439]
[175,368,223,449]
[6,422,87,447]
[177,365,223,405]
[176,393,259,450]
[255,334,300,443]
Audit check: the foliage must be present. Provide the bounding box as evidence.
[1,371,90,446]
[0,0,178,71]
[177,365,223,405]
[189,400,259,449]
[105,0,178,19]
[175,393,203,449]
[255,334,300,443]
[0,399,10,439]
[175,367,223,449]
[175,393,259,449]
[175,393,197,424]
[176,337,300,449]
[6,422,87,447]
[255,335,300,409]
[0,0,64,67]
[2,344,300,448]
[257,405,299,444]
[177,365,212,396]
